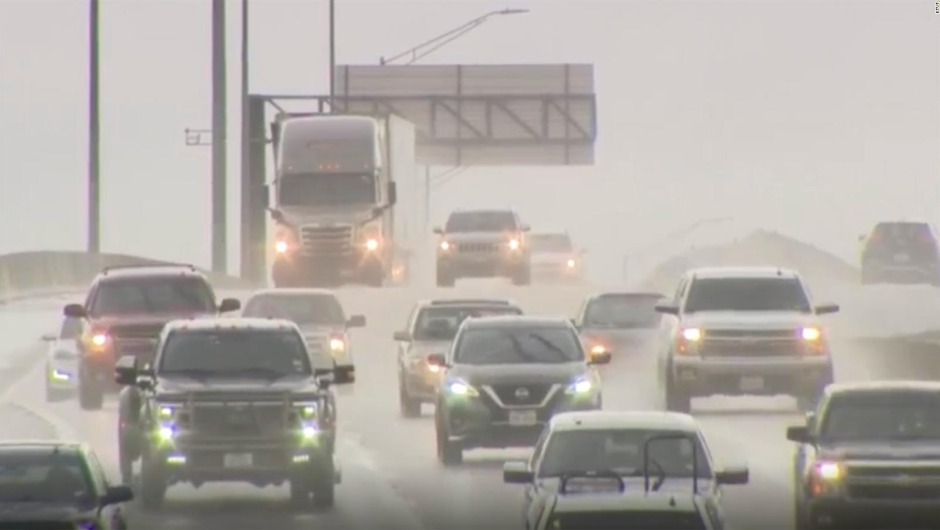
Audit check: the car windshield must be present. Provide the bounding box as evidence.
[584,295,663,329]
[159,330,312,377]
[414,305,522,341]
[538,429,712,479]
[445,211,517,232]
[59,318,82,339]
[550,510,707,530]
[278,173,376,206]
[819,392,940,441]
[0,451,93,504]
[684,277,811,313]
[243,294,346,326]
[454,326,582,365]
[530,235,572,253]
[89,277,216,317]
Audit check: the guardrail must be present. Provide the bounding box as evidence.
[0,251,256,304]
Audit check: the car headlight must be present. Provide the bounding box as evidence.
[294,401,318,420]
[445,378,479,397]
[565,376,594,395]
[590,344,607,355]
[365,238,380,251]
[814,461,842,481]
[508,238,520,250]
[440,241,450,251]
[801,327,822,341]
[681,328,702,341]
[83,330,110,351]
[330,335,346,352]
[566,259,576,268]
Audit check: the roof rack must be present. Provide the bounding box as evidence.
[101,263,198,274]
[430,299,511,306]
[643,432,699,496]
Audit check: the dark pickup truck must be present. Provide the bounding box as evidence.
[115,317,339,511]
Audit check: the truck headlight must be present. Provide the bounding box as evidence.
[566,259,576,268]
[275,240,289,254]
[158,424,175,441]
[440,241,450,251]
[330,336,346,352]
[801,327,822,341]
[565,376,593,395]
[365,238,379,251]
[294,402,318,420]
[814,461,842,480]
[508,238,520,250]
[158,405,176,419]
[682,328,702,341]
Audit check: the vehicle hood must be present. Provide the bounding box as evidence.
[537,476,714,496]
[818,440,940,461]
[580,329,658,350]
[681,311,818,329]
[443,231,516,243]
[448,362,588,386]
[410,340,453,356]
[89,312,214,327]
[277,205,377,228]
[0,501,93,522]
[156,374,320,395]
[297,324,346,338]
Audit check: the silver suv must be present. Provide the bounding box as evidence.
[655,267,839,413]
[434,209,532,287]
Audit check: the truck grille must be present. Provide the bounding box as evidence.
[489,383,554,406]
[300,225,353,257]
[455,242,501,253]
[846,464,940,500]
[848,484,940,500]
[705,329,796,339]
[110,323,165,339]
[699,329,803,357]
[190,394,289,437]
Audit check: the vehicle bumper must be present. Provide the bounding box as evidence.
[441,392,601,449]
[153,434,335,484]
[672,355,832,396]
[531,262,580,281]
[273,251,383,282]
[437,251,527,278]
[862,262,938,283]
[806,497,940,528]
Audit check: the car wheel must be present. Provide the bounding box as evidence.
[399,379,422,418]
[78,366,104,411]
[139,450,167,511]
[435,411,463,466]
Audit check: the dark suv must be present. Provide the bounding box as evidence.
[860,221,940,286]
[434,209,532,287]
[428,316,610,466]
[62,264,241,410]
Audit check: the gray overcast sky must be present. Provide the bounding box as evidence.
[1,0,937,281]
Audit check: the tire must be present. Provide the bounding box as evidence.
[511,265,531,286]
[665,372,691,413]
[335,366,355,384]
[435,411,463,466]
[78,365,104,411]
[45,371,70,403]
[399,378,422,418]
[311,457,336,508]
[139,450,167,511]
[118,439,134,485]
[289,477,311,509]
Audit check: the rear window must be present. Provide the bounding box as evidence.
[413,305,522,341]
[684,277,811,313]
[0,451,93,504]
[868,223,936,250]
[89,276,216,317]
[584,295,663,329]
[243,294,346,326]
[549,510,707,530]
[445,211,517,232]
[530,234,573,252]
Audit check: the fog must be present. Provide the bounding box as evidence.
[1,0,937,282]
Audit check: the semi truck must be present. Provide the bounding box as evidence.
[267,114,416,287]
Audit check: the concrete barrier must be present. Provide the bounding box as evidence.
[0,251,257,304]
[640,229,859,295]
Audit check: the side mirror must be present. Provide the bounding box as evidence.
[387,182,398,206]
[393,330,412,342]
[346,315,366,328]
[814,303,839,315]
[63,304,86,319]
[427,353,447,367]
[503,461,534,484]
[654,303,679,316]
[41,333,57,342]
[715,465,749,485]
[101,485,134,505]
[786,425,812,444]
[432,227,444,235]
[218,298,241,313]
[588,351,612,365]
[114,357,138,386]
[315,370,335,389]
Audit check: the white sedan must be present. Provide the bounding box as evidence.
[41,317,83,401]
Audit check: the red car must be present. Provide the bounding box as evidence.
[62,264,240,410]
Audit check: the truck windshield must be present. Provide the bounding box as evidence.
[445,212,517,232]
[0,451,92,504]
[159,330,312,377]
[684,277,811,313]
[585,295,663,329]
[819,392,940,441]
[279,173,376,206]
[89,277,216,317]
[454,326,583,365]
[243,295,346,326]
[538,428,712,479]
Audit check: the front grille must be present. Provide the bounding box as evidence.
[190,395,289,437]
[490,383,553,406]
[186,449,287,468]
[846,464,940,500]
[455,242,500,253]
[700,338,803,357]
[109,323,165,339]
[848,484,940,500]
[478,385,564,422]
[706,329,796,339]
[850,465,940,479]
[305,337,327,356]
[300,225,353,257]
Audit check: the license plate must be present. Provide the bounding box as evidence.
[508,410,537,426]
[223,453,253,468]
[894,253,910,262]
[740,376,764,392]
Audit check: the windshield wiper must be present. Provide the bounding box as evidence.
[526,333,572,362]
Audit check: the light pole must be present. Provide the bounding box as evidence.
[329,0,335,102]
[87,0,100,253]
[210,0,227,274]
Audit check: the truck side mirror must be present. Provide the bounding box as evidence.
[387,182,398,206]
